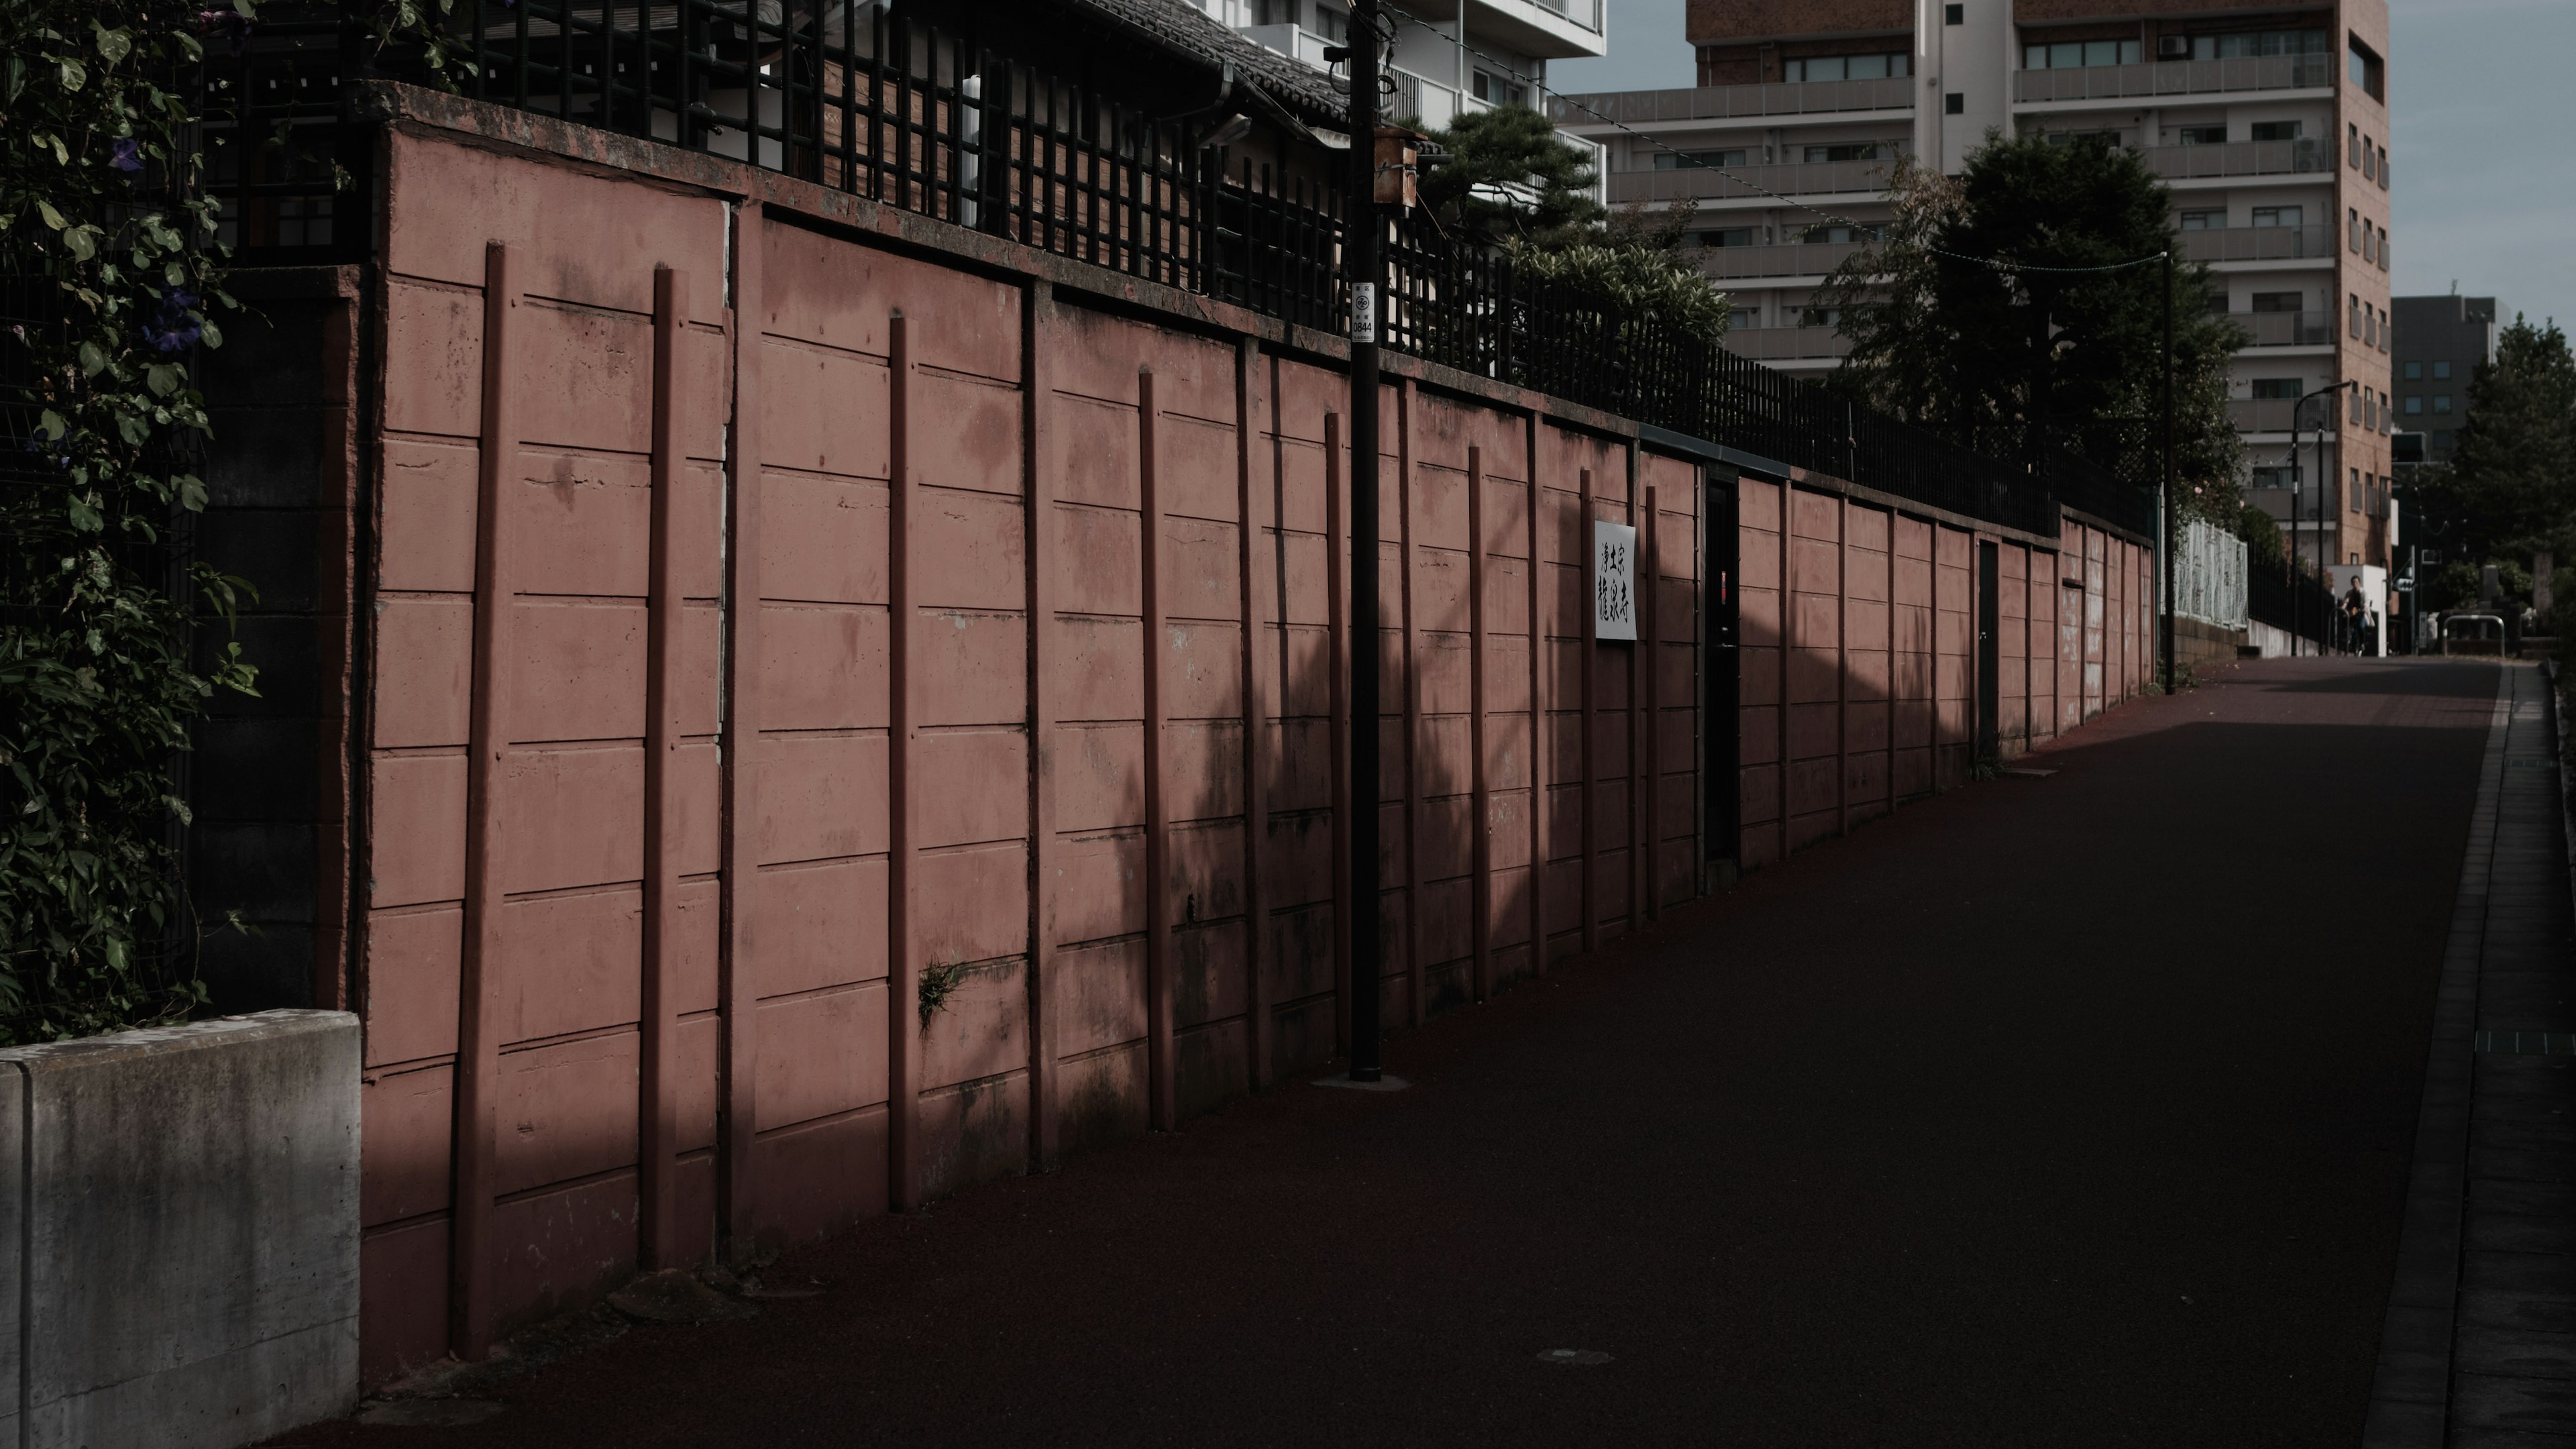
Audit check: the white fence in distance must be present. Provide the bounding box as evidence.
[2173,518,2249,630]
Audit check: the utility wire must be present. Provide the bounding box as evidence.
[1373,2,2169,278]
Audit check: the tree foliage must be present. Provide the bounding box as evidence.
[1,0,259,1041]
[1413,105,1604,247]
[2447,316,2576,559]
[1813,138,2246,519]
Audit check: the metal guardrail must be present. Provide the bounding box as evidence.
[2180,224,2332,263]
[2142,138,2332,180]
[2240,311,2336,347]
[1552,76,1913,125]
[1608,158,1900,205]
[1719,327,1856,361]
[2012,53,2334,103]
[1693,240,1867,280]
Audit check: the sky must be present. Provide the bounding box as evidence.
[1546,0,2576,335]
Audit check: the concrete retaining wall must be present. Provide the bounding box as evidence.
[0,1010,360,1448]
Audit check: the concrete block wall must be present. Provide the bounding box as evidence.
[0,1010,360,1448]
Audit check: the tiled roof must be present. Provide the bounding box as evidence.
[1063,0,1352,130]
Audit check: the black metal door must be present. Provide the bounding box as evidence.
[1706,474,1740,865]
[1976,539,2000,760]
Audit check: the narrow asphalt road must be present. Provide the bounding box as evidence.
[284,657,2506,1448]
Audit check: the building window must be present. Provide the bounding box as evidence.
[1700,227,1756,247]
[2432,395,2453,413]
[1798,307,1844,328]
[1945,92,1964,114]
[2251,292,2303,314]
[2432,360,2452,380]
[2363,226,2377,264]
[1654,149,1748,170]
[2349,294,2361,336]
[2253,465,2295,490]
[1945,3,1964,22]
[2250,120,2302,142]
[2184,29,2329,60]
[2402,360,2422,380]
[2404,395,2422,415]
[2251,205,2302,229]
[1312,3,1348,43]
[2251,378,2304,399]
[2180,209,2224,230]
[2349,386,2362,422]
[2176,124,2226,146]
[2350,470,2362,512]
[2024,40,2143,69]
[1783,52,1912,83]
[2348,209,2361,251]
[1803,142,1900,163]
[1253,0,1295,24]
[2349,37,2384,99]
[1801,223,1883,243]
[2365,392,2377,428]
[2434,430,2456,451]
[2348,123,2360,167]
[2362,140,2376,180]
[1470,70,1527,107]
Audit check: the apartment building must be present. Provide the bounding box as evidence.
[1187,0,1610,136]
[2392,294,2498,466]
[1553,0,2396,574]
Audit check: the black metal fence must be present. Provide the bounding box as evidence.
[204,2,2156,542]
[2248,564,2363,653]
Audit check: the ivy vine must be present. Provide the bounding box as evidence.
[0,0,258,1042]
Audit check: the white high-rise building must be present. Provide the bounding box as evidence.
[1553,0,2396,576]
[1186,0,1612,142]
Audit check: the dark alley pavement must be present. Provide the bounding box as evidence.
[283,657,2521,1448]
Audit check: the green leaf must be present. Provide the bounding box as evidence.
[61,225,95,262]
[66,494,101,532]
[36,409,66,441]
[92,23,131,66]
[35,199,66,231]
[199,319,223,349]
[58,58,86,93]
[145,364,180,397]
[176,475,208,512]
[76,340,107,376]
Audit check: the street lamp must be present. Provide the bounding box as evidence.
[2288,379,2357,657]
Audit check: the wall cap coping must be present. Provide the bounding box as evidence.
[0,1008,358,1073]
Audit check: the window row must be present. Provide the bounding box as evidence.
[2401,360,2455,381]
[1649,142,1902,170]
[1782,52,1911,83]
[2400,394,2454,415]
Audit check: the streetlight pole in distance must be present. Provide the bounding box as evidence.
[2288,378,2355,658]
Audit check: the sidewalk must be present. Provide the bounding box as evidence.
[2365,661,2576,1442]
[278,657,2508,1448]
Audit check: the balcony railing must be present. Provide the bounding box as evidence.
[1387,65,1485,131]
[1694,239,1868,280]
[2013,52,2334,103]
[2237,311,2335,347]
[2143,138,2331,180]
[1552,76,1913,125]
[1609,157,1898,205]
[2229,398,2336,433]
[2180,224,2333,263]
[1723,327,1856,362]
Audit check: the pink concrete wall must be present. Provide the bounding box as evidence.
[345,97,2148,1383]
[1734,478,2152,868]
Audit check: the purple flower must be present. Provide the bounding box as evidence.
[111,138,143,174]
[195,9,252,55]
[143,290,202,354]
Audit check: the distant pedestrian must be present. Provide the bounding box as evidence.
[2343,576,2367,651]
